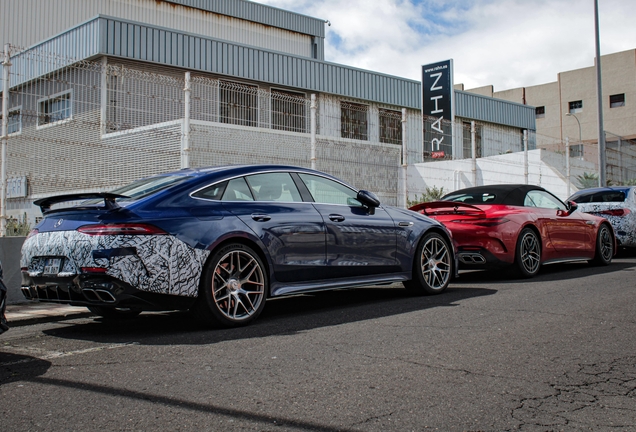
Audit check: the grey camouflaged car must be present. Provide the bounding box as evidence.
[568,186,636,248]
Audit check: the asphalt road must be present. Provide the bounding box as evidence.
[1,252,636,431]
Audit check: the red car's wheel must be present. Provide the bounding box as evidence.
[589,223,613,266]
[515,228,541,278]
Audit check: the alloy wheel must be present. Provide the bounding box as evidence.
[420,236,452,290]
[212,249,265,321]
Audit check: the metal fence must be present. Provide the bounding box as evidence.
[4,44,635,235]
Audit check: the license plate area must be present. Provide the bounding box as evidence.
[43,257,63,275]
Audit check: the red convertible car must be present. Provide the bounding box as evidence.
[409,184,615,278]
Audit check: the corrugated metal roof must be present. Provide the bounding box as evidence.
[93,16,420,107]
[9,15,535,130]
[164,0,326,37]
[455,90,536,130]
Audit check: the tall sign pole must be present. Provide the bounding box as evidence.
[422,60,454,160]
[594,0,606,186]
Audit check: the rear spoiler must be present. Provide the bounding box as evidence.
[409,200,485,216]
[34,193,130,214]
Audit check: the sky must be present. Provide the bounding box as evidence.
[255,0,636,92]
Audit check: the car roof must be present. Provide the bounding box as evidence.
[442,184,546,206]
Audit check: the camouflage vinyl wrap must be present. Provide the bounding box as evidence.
[576,203,636,247]
[21,231,211,297]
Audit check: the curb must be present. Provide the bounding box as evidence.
[5,303,95,327]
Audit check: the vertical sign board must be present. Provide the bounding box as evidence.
[422,60,454,158]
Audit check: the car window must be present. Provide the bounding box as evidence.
[245,173,302,202]
[191,181,227,200]
[222,177,254,201]
[571,190,627,203]
[81,175,188,205]
[524,190,566,210]
[297,173,361,206]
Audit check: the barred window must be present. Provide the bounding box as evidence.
[271,89,306,133]
[341,102,368,140]
[38,91,72,126]
[220,81,258,127]
[379,109,402,145]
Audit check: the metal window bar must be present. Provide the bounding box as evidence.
[379,108,402,145]
[341,102,368,140]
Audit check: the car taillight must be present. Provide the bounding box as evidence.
[449,217,510,227]
[81,267,108,274]
[77,224,167,236]
[598,209,630,217]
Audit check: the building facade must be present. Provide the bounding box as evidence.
[463,49,636,184]
[0,0,535,230]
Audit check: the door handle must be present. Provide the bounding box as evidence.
[328,214,345,222]
[251,214,271,222]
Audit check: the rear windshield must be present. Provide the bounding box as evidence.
[570,189,628,203]
[81,175,188,206]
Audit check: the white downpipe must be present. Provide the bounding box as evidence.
[471,121,477,186]
[310,94,316,170]
[1,44,11,237]
[181,72,191,169]
[401,108,407,208]
[566,137,570,197]
[523,129,528,184]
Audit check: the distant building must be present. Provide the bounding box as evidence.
[463,48,636,157]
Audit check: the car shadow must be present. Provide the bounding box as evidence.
[42,285,496,345]
[455,257,636,285]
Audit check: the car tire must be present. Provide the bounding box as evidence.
[589,223,613,266]
[514,227,541,278]
[404,232,452,295]
[192,243,267,328]
[87,306,142,319]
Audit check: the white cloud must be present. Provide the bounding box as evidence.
[256,0,636,91]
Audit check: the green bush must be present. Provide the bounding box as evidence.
[6,212,31,237]
[407,186,445,207]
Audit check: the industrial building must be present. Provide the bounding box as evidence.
[0,0,535,230]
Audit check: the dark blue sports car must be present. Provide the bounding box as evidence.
[21,165,456,327]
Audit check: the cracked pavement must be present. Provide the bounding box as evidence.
[1,255,636,431]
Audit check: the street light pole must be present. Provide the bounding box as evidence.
[566,112,582,143]
[594,0,606,187]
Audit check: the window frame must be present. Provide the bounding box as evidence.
[535,106,545,119]
[270,88,307,133]
[219,80,259,128]
[568,100,583,114]
[379,108,402,145]
[609,93,625,108]
[341,101,369,141]
[37,90,73,129]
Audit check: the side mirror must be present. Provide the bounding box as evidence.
[567,200,578,214]
[356,190,380,208]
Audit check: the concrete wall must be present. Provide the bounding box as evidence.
[0,237,26,304]
[407,148,597,202]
